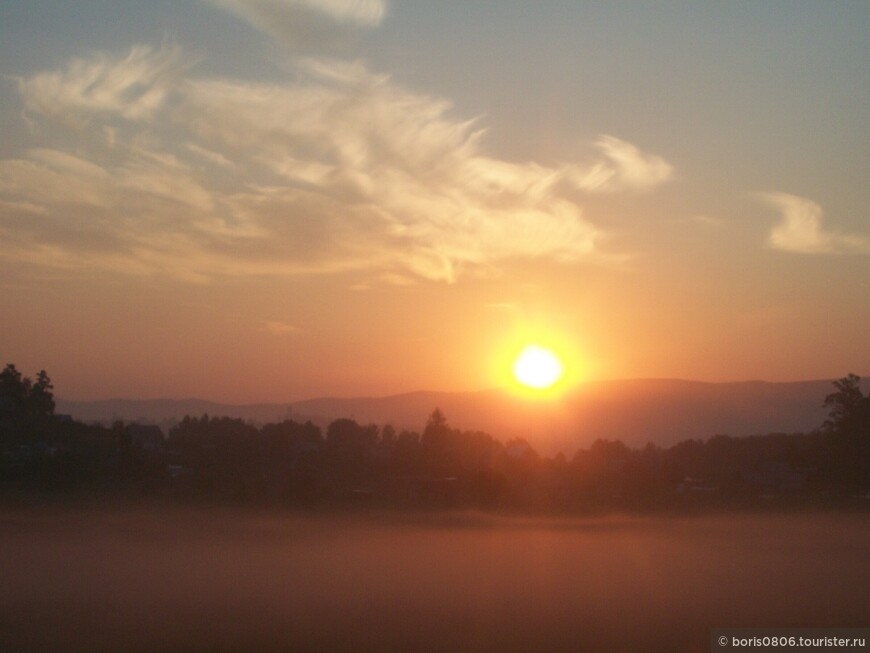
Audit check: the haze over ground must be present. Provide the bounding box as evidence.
[2,509,868,653]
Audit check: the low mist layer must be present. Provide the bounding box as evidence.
[1,508,867,653]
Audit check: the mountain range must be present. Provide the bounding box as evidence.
[56,377,865,455]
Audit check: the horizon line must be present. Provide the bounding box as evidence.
[55,373,870,406]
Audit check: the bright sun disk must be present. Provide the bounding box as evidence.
[512,344,563,389]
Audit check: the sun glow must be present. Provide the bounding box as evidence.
[512,345,564,390]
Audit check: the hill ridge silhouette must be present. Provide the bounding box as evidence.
[56,376,869,455]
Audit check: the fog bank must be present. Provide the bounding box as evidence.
[1,508,867,652]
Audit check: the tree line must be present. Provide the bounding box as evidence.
[1,364,868,510]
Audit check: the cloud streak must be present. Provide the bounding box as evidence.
[18,45,183,127]
[571,135,673,193]
[0,44,673,283]
[759,192,869,255]
[206,0,386,51]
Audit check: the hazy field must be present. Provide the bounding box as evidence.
[1,506,867,652]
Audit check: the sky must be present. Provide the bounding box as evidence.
[1,0,868,403]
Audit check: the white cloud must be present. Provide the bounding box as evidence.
[118,147,215,212]
[0,46,673,283]
[569,135,673,193]
[18,45,183,126]
[0,149,115,208]
[759,192,869,255]
[206,0,386,51]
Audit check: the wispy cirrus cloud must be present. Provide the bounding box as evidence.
[571,135,673,193]
[205,0,386,51]
[759,192,869,255]
[17,45,183,127]
[0,42,673,283]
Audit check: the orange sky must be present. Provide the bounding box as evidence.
[1,1,868,402]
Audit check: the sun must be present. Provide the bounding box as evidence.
[512,344,564,390]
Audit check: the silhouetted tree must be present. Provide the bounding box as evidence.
[258,419,324,503]
[168,414,260,499]
[388,429,421,475]
[0,365,55,442]
[824,374,868,433]
[822,374,870,495]
[421,409,449,448]
[380,424,397,446]
[29,370,55,418]
[326,418,377,461]
[5,361,870,510]
[0,364,27,411]
[420,408,458,475]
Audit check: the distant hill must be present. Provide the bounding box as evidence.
[56,377,867,455]
[54,398,296,438]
